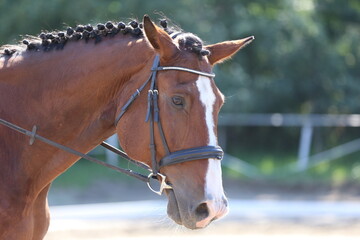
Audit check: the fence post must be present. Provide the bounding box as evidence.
[297,123,313,171]
[105,134,119,165]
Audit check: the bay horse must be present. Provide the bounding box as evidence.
[0,15,254,239]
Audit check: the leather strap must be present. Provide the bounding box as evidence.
[159,146,223,167]
[0,118,149,183]
[114,74,152,126]
[100,141,151,171]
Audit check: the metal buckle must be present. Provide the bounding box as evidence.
[29,125,37,145]
[147,173,172,195]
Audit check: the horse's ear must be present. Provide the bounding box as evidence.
[205,36,255,65]
[143,15,177,60]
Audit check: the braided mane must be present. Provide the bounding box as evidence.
[0,19,210,58]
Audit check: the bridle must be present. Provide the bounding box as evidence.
[114,55,223,194]
[0,54,224,195]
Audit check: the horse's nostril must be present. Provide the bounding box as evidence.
[223,197,228,207]
[195,202,209,219]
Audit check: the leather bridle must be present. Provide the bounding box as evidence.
[114,55,223,194]
[0,54,224,195]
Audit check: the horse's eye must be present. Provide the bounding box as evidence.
[172,96,184,107]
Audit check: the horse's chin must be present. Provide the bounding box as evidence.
[165,189,204,230]
[165,189,183,226]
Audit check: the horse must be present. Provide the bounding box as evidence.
[0,15,254,239]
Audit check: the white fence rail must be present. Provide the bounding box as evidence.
[218,113,360,127]
[101,114,360,175]
[218,113,360,172]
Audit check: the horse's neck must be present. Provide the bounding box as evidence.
[0,36,152,192]
[38,39,149,144]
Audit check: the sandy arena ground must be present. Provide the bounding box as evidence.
[45,218,360,240]
[44,199,360,240]
[45,179,360,240]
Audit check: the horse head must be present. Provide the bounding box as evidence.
[116,16,254,229]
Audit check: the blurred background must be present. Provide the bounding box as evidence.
[1,0,359,239]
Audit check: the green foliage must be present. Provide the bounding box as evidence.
[1,0,359,175]
[1,0,358,114]
[223,149,360,185]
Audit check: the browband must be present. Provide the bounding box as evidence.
[154,66,215,78]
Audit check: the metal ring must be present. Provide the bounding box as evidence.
[147,173,172,195]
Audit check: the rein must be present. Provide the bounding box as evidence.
[0,55,223,195]
[0,118,150,182]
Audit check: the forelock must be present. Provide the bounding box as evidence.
[173,33,210,58]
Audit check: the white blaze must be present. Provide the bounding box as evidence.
[195,76,225,201]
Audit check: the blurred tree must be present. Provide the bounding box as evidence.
[1,0,359,151]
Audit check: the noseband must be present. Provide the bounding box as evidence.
[0,55,224,195]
